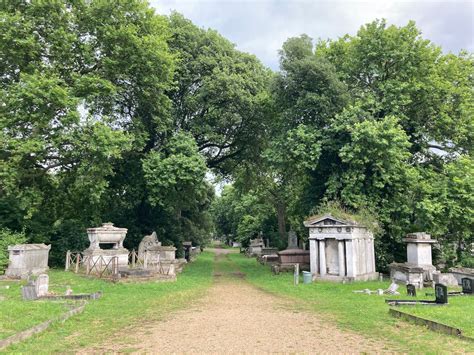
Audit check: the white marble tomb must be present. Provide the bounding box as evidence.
[304,215,378,282]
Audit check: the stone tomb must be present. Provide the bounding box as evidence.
[6,244,51,279]
[277,230,310,271]
[247,237,265,257]
[389,232,437,288]
[83,223,129,268]
[304,215,378,282]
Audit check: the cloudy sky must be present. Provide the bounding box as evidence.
[150,0,473,70]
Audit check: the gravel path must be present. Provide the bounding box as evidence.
[94,248,392,354]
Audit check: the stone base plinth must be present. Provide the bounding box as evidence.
[278,249,310,265]
[389,262,426,288]
[312,271,379,282]
[83,248,129,269]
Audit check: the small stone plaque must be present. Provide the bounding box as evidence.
[406,284,416,297]
[461,278,473,294]
[435,283,448,304]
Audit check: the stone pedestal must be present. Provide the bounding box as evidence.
[6,244,51,279]
[389,232,437,288]
[304,215,378,282]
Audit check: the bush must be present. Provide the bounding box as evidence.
[0,229,27,273]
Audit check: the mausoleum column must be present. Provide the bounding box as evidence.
[319,240,326,276]
[309,239,318,275]
[338,240,346,277]
[345,240,356,278]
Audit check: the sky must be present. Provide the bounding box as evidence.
[150,0,474,70]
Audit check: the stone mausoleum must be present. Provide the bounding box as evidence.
[5,244,51,278]
[304,215,378,282]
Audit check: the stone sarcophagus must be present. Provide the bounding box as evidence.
[5,244,51,278]
[83,223,129,267]
[304,215,378,282]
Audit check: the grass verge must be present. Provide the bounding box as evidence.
[0,251,214,352]
[231,253,474,353]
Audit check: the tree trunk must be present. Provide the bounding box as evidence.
[276,201,287,244]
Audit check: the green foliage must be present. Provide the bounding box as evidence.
[0,229,27,273]
[167,13,272,173]
[309,200,381,236]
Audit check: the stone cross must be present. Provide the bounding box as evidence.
[288,230,298,249]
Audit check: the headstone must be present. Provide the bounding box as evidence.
[288,230,298,249]
[435,283,448,304]
[462,278,473,294]
[21,281,38,300]
[35,274,49,297]
[406,284,416,297]
[65,286,73,296]
[138,231,161,260]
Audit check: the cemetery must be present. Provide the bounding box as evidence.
[0,0,472,353]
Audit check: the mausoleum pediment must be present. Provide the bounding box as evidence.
[303,214,357,228]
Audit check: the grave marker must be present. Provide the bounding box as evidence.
[435,283,448,304]
[35,274,49,297]
[462,278,473,294]
[407,284,416,297]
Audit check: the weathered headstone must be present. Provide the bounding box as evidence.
[435,283,448,304]
[21,281,38,300]
[462,277,473,294]
[407,284,416,297]
[288,230,298,249]
[35,274,49,297]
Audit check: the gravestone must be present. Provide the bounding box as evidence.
[435,283,448,304]
[35,274,49,297]
[462,278,473,294]
[407,284,416,297]
[288,230,298,249]
[21,281,37,300]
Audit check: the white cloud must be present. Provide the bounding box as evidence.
[150,0,474,69]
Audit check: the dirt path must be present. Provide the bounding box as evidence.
[93,248,391,353]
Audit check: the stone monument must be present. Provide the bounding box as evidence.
[277,230,310,272]
[35,274,49,297]
[138,231,161,261]
[247,235,265,257]
[83,222,129,268]
[304,214,378,281]
[389,232,437,288]
[5,244,51,278]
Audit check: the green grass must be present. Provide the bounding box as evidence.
[0,252,214,352]
[230,253,474,353]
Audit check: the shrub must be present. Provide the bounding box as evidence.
[0,229,27,273]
